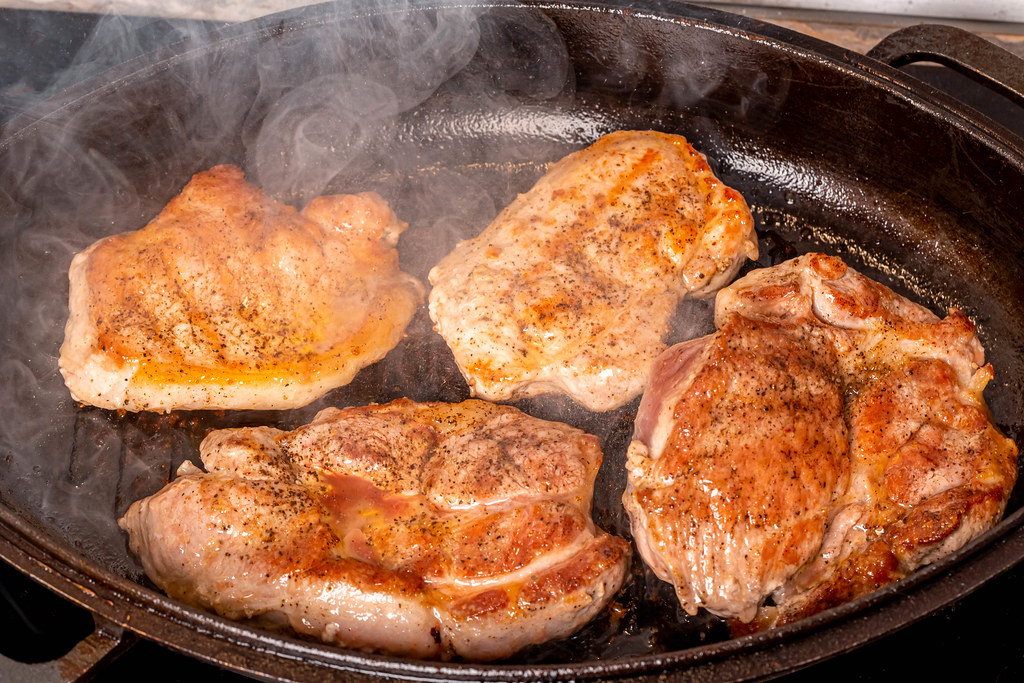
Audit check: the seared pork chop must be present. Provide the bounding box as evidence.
[428,130,758,412]
[60,164,423,412]
[624,253,1017,627]
[119,399,631,661]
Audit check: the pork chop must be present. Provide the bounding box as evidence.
[428,130,758,412]
[60,164,423,412]
[119,399,631,661]
[624,253,1017,627]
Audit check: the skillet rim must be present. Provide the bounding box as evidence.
[1,0,1023,679]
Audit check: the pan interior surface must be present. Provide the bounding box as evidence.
[0,0,1022,678]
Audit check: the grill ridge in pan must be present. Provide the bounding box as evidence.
[1,1,1022,679]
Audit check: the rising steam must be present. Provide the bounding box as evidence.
[0,1,576,579]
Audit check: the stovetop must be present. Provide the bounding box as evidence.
[2,5,1024,681]
[5,553,1023,681]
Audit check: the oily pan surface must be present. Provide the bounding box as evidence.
[0,0,1023,669]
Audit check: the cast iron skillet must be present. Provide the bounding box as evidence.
[1,1,1023,680]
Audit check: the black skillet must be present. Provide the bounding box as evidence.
[1,1,1023,680]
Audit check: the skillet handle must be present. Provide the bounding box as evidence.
[0,615,133,682]
[866,24,1024,108]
